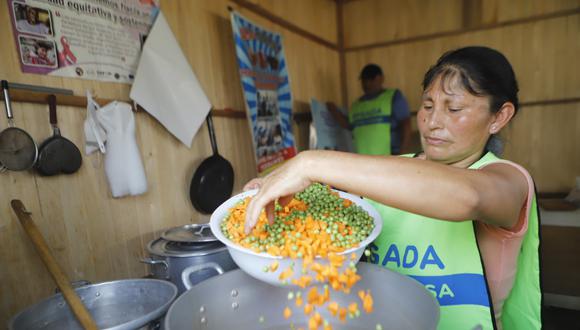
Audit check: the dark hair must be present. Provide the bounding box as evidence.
[35,41,51,50]
[359,64,383,81]
[422,46,519,155]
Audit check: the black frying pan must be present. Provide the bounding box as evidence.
[35,95,82,176]
[189,114,234,214]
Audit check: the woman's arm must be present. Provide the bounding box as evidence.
[245,150,528,233]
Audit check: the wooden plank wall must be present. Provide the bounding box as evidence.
[0,0,339,324]
[343,0,580,192]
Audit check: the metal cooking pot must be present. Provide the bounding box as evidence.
[164,262,439,330]
[142,224,237,294]
[9,279,177,330]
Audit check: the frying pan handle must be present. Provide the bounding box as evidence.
[2,80,14,121]
[47,94,58,127]
[206,114,218,155]
[181,262,224,290]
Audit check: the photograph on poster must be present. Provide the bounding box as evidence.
[256,120,284,158]
[256,89,279,118]
[12,2,53,36]
[18,35,57,68]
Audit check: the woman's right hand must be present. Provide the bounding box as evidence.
[243,152,314,234]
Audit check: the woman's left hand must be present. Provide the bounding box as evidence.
[243,152,313,234]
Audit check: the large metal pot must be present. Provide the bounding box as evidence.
[142,224,237,294]
[164,262,439,330]
[9,279,177,330]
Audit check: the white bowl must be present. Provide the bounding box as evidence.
[210,189,383,287]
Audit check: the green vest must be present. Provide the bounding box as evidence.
[349,89,394,155]
[367,152,542,330]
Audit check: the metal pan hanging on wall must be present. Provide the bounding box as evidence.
[189,114,234,214]
[0,80,38,172]
[35,95,82,176]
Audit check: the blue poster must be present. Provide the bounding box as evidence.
[231,11,296,175]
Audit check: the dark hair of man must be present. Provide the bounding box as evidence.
[359,63,384,81]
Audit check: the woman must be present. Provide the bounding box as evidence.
[244,47,541,330]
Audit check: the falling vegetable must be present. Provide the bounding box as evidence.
[223,184,377,329]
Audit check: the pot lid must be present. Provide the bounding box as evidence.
[161,224,217,243]
[148,238,226,257]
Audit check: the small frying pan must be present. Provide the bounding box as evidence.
[189,114,234,214]
[0,80,38,171]
[35,95,82,176]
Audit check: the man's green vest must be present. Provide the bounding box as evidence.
[367,152,542,329]
[349,89,394,155]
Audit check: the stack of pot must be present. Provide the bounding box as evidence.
[142,224,237,294]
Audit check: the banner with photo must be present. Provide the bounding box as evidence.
[7,0,158,83]
[230,11,296,175]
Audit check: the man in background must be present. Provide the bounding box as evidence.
[328,64,411,155]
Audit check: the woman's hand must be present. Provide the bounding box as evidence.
[244,152,313,234]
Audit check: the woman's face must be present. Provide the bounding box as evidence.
[417,74,495,167]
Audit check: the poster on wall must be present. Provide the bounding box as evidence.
[7,0,158,83]
[230,11,297,175]
[309,98,353,152]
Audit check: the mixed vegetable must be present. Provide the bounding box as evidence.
[221,183,379,330]
[221,183,375,258]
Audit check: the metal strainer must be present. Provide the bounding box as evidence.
[0,80,38,172]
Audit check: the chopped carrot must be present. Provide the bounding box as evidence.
[358,290,374,313]
[292,275,313,288]
[269,261,279,272]
[284,307,292,319]
[348,302,358,314]
[327,301,339,316]
[279,266,294,281]
[307,287,319,304]
[338,307,347,322]
[313,312,322,323]
[304,303,314,315]
[308,317,317,330]
[295,296,303,307]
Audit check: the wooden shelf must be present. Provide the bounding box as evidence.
[0,88,247,119]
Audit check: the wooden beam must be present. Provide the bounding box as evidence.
[520,97,580,108]
[0,88,248,118]
[337,0,348,108]
[230,0,338,51]
[345,7,580,52]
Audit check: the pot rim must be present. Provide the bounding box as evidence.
[146,237,228,258]
[9,279,177,330]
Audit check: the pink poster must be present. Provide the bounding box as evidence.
[7,0,158,83]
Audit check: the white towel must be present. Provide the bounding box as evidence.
[97,101,148,198]
[129,11,211,147]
